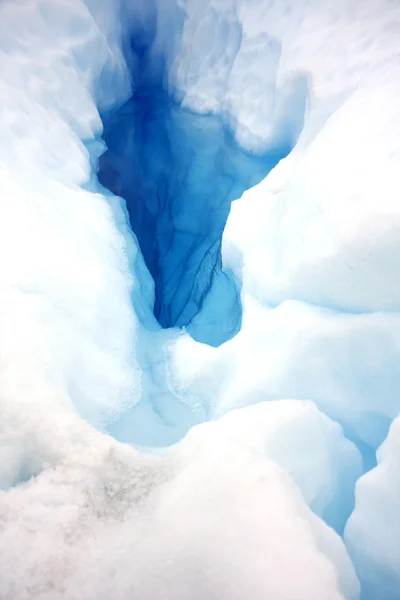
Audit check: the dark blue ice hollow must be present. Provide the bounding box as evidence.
[98,34,306,346]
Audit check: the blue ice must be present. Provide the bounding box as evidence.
[97,37,295,346]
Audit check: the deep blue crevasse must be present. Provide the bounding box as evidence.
[98,41,298,346]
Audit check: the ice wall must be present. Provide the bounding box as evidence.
[346,416,400,600]
[160,0,400,596]
[0,0,136,482]
[97,22,305,346]
[1,0,400,598]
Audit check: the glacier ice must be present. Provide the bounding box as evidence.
[0,416,359,600]
[345,416,400,600]
[97,33,303,345]
[167,298,400,468]
[1,0,400,598]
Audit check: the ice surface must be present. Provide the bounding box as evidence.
[190,400,363,533]
[167,299,400,468]
[345,416,400,600]
[1,0,400,598]
[222,83,400,314]
[0,415,359,600]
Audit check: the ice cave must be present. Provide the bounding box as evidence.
[1,0,400,599]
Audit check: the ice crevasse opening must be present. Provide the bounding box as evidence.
[1,1,400,600]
